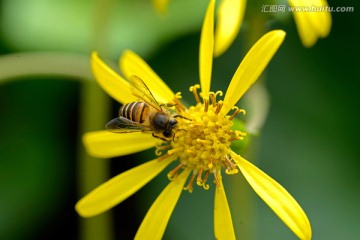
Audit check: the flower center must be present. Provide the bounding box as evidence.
[156,85,246,192]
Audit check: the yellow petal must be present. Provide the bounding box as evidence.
[292,11,317,47]
[288,0,331,47]
[214,0,246,57]
[76,155,176,217]
[152,0,170,14]
[83,131,159,158]
[119,50,175,104]
[214,179,236,240]
[306,0,331,38]
[232,152,312,240]
[199,0,215,99]
[91,52,136,104]
[221,30,286,115]
[135,169,190,240]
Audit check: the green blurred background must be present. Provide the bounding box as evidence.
[0,0,359,239]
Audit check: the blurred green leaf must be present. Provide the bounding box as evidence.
[0,79,79,239]
[1,0,207,58]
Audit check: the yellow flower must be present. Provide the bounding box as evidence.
[76,0,311,239]
[153,0,331,53]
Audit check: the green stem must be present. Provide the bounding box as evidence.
[78,0,116,239]
[77,82,112,240]
[0,52,92,83]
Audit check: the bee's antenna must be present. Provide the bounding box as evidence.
[173,115,192,121]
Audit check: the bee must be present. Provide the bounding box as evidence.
[106,75,187,141]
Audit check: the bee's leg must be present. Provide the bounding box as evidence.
[177,128,188,132]
[152,133,168,141]
[172,128,188,142]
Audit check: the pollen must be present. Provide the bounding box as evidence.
[158,85,246,191]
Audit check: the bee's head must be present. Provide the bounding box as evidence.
[163,118,178,138]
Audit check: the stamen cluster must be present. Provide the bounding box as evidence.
[156,85,246,192]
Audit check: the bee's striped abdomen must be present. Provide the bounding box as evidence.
[120,102,149,123]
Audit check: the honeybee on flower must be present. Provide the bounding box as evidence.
[76,0,312,239]
[105,75,190,141]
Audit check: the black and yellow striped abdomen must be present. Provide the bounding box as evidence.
[119,102,150,124]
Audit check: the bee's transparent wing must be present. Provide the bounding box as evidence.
[129,75,162,111]
[105,116,152,133]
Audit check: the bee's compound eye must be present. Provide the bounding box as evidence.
[169,119,177,127]
[163,119,177,138]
